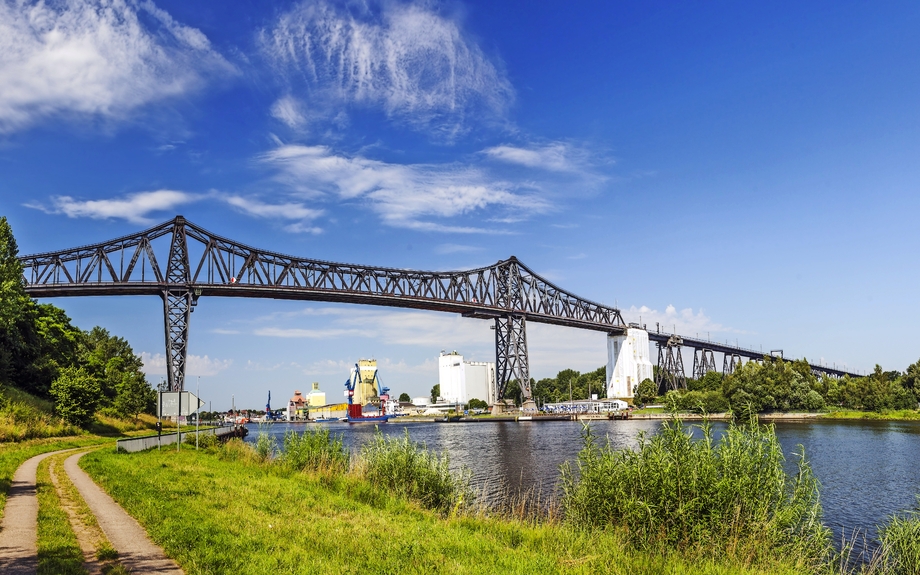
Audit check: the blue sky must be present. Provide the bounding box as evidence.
[2,0,919,409]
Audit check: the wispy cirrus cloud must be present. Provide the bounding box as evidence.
[27,188,325,231]
[484,143,591,173]
[0,0,234,134]
[260,0,513,138]
[260,144,549,232]
[25,189,199,224]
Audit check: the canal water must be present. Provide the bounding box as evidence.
[244,418,920,546]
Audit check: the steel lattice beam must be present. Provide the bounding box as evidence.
[656,335,686,394]
[692,348,717,380]
[17,215,863,383]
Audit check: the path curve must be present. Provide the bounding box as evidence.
[0,448,78,575]
[64,451,184,574]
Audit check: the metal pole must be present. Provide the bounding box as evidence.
[177,390,181,452]
[196,376,200,450]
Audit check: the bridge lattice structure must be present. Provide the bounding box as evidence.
[18,216,860,400]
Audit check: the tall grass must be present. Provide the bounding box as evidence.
[879,499,920,575]
[0,386,78,441]
[280,427,348,474]
[360,428,473,514]
[559,416,831,568]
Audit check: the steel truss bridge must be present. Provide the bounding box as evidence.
[19,216,859,402]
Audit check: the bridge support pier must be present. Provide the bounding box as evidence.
[692,348,717,380]
[723,353,742,376]
[162,218,194,393]
[655,335,686,395]
[494,314,535,413]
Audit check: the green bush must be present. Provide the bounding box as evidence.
[360,429,472,514]
[281,428,348,473]
[49,367,101,427]
[559,416,830,566]
[254,429,277,462]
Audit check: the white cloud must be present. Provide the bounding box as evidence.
[435,243,483,255]
[26,189,199,223]
[254,327,365,339]
[0,0,234,133]
[621,305,745,338]
[270,95,306,128]
[260,0,513,137]
[222,195,323,221]
[484,143,582,172]
[140,352,233,377]
[260,144,547,232]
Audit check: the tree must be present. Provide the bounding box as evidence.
[468,398,488,410]
[114,371,155,421]
[398,392,411,403]
[0,217,41,391]
[633,378,658,405]
[50,367,101,427]
[430,384,440,403]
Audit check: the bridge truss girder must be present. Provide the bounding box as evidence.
[723,353,743,376]
[656,335,686,394]
[692,348,717,380]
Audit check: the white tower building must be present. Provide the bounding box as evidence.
[606,327,654,398]
[438,351,497,405]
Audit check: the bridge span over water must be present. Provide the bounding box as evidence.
[18,216,858,405]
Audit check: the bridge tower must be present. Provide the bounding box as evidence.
[493,258,535,413]
[162,218,197,392]
[655,335,686,394]
[692,348,717,380]
[722,353,742,376]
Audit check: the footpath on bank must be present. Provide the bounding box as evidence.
[0,446,183,575]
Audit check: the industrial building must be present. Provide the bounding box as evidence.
[438,351,497,405]
[351,359,381,406]
[605,327,654,399]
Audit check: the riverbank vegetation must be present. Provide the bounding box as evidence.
[75,420,920,574]
[522,355,919,419]
[1,217,157,440]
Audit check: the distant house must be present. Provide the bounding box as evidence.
[287,390,308,421]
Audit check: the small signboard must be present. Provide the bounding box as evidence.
[157,391,204,418]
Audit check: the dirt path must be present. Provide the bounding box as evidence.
[0,449,76,575]
[64,451,184,574]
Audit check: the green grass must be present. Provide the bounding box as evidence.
[79,441,812,575]
[0,435,113,521]
[36,456,87,575]
[879,499,920,575]
[0,385,79,441]
[819,410,920,421]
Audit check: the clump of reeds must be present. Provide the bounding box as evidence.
[280,427,349,474]
[359,428,473,514]
[559,415,831,567]
[254,428,277,462]
[878,498,920,575]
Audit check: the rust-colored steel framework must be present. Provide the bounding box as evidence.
[19,216,626,397]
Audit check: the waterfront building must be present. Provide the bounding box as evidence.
[438,351,497,405]
[287,390,308,421]
[605,327,654,399]
[307,382,326,407]
[351,359,380,406]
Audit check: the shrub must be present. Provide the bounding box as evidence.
[281,428,348,473]
[360,428,472,514]
[50,367,101,427]
[254,429,277,462]
[559,416,830,566]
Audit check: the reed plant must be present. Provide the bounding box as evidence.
[559,415,831,567]
[878,499,920,575]
[280,427,349,474]
[254,427,277,462]
[360,428,473,514]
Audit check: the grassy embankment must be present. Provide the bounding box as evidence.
[818,410,920,421]
[78,423,848,575]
